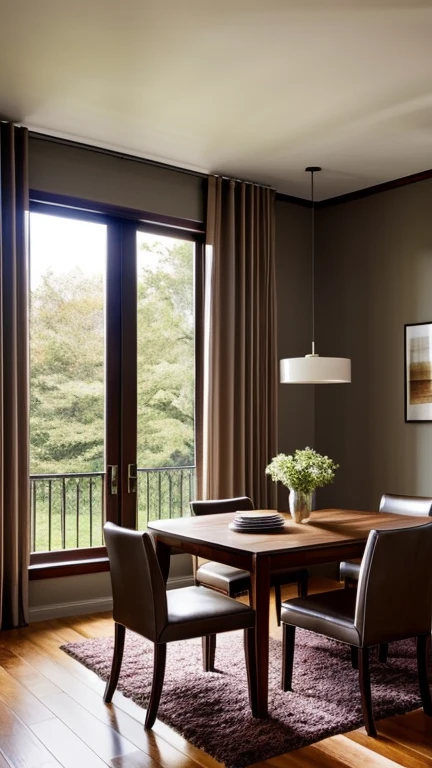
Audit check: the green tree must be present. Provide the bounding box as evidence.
[30,268,105,474]
[136,239,195,468]
[30,239,195,475]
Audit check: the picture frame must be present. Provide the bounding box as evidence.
[405,321,432,422]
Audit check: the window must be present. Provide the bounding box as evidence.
[29,200,202,565]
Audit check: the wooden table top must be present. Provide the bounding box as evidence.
[148,508,430,556]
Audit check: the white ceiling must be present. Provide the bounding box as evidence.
[1,0,432,200]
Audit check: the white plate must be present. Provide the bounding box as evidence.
[229,521,286,534]
[235,510,281,519]
[234,513,284,525]
[233,518,283,528]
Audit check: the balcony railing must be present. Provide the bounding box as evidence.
[136,465,195,529]
[30,466,195,553]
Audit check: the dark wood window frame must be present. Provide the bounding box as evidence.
[29,191,204,579]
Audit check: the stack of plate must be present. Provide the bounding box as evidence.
[228,510,286,534]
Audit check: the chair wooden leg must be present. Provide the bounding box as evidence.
[358,647,376,737]
[145,643,167,729]
[378,643,389,663]
[417,634,432,716]
[104,623,125,703]
[274,583,282,626]
[299,573,308,598]
[202,634,216,672]
[244,627,258,716]
[282,624,296,692]
[350,646,358,670]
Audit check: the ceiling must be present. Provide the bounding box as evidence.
[1,0,432,200]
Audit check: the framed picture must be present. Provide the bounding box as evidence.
[405,321,432,422]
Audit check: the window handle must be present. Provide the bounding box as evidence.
[128,463,137,494]
[107,465,118,495]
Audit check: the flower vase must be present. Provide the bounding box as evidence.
[289,489,313,524]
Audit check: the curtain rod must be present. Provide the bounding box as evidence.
[215,174,274,191]
[28,131,275,190]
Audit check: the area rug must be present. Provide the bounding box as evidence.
[61,629,428,768]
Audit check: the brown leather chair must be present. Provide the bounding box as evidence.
[281,521,432,737]
[191,497,309,628]
[104,522,257,728]
[339,493,432,587]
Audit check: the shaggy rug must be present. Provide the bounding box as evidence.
[61,629,428,768]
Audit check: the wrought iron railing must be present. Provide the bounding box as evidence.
[30,465,195,553]
[136,465,195,529]
[30,471,105,553]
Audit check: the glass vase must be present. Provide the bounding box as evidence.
[289,489,313,524]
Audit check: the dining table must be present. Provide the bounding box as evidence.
[148,507,430,717]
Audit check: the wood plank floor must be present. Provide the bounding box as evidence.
[1,578,432,767]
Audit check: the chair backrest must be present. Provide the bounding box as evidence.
[354,520,432,646]
[104,522,167,642]
[190,496,254,516]
[379,493,432,517]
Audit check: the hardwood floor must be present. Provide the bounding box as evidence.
[0,578,432,767]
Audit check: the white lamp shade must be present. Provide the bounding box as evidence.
[280,356,351,384]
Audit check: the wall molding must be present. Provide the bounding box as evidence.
[29,574,195,622]
[316,167,432,209]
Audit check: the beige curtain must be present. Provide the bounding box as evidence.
[201,176,278,508]
[0,123,30,629]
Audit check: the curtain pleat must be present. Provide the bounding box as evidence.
[201,176,278,508]
[0,123,30,629]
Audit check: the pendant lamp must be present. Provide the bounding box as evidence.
[280,167,351,384]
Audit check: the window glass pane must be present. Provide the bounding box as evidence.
[30,212,106,552]
[136,232,195,526]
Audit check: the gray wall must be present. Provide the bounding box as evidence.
[29,136,205,222]
[315,179,432,512]
[275,200,314,509]
[28,556,193,621]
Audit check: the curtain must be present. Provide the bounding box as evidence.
[0,123,30,629]
[201,175,278,508]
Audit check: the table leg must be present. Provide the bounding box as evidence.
[155,539,171,584]
[250,554,271,718]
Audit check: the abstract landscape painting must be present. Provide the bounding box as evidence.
[405,322,432,421]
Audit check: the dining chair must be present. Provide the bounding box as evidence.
[281,521,432,737]
[339,493,432,588]
[103,522,258,728]
[191,497,309,630]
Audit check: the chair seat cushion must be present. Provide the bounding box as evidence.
[281,588,360,646]
[160,586,255,642]
[339,559,361,582]
[196,560,309,598]
[196,561,251,596]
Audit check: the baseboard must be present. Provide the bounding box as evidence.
[29,596,114,623]
[29,574,195,622]
[166,575,195,590]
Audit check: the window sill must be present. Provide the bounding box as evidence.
[28,544,188,580]
[28,557,110,580]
